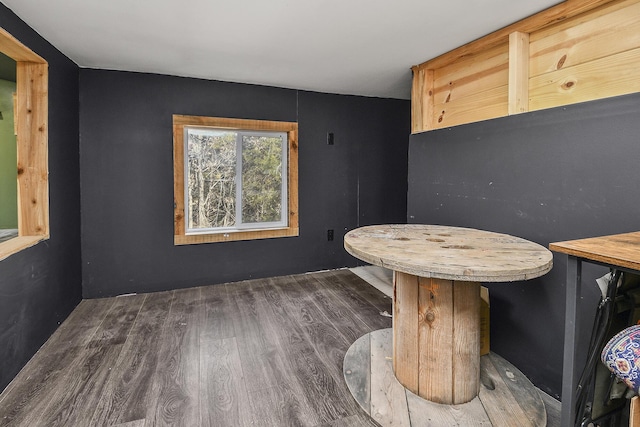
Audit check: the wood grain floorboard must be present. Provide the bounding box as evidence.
[200,336,252,427]
[228,280,287,392]
[0,270,395,427]
[266,275,371,420]
[89,291,174,426]
[301,276,384,343]
[246,278,349,424]
[325,270,393,313]
[34,294,147,427]
[247,384,319,427]
[310,272,392,332]
[199,283,246,426]
[200,282,235,341]
[304,274,390,342]
[266,276,351,371]
[257,278,353,424]
[146,287,201,426]
[0,298,117,426]
[231,280,322,426]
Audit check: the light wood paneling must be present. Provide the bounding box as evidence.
[509,31,530,114]
[529,0,640,75]
[529,47,640,111]
[432,85,508,130]
[410,68,434,133]
[411,0,640,133]
[428,44,509,130]
[432,44,509,104]
[414,0,617,71]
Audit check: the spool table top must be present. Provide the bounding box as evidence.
[344,224,552,282]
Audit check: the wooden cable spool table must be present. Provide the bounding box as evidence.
[344,224,553,408]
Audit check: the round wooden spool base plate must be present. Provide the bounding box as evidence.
[343,329,547,426]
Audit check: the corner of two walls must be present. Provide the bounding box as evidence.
[78,70,410,298]
[0,3,82,392]
[407,91,640,399]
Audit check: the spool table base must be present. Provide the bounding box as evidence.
[343,329,547,426]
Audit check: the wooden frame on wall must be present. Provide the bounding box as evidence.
[411,0,639,133]
[173,114,299,245]
[0,26,49,261]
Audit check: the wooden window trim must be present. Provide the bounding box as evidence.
[173,115,299,245]
[0,27,49,261]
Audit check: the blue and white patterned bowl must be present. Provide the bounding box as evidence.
[601,324,640,394]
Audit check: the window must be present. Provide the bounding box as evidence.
[0,26,49,261]
[173,115,298,244]
[0,53,17,244]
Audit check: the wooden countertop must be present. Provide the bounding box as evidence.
[549,231,640,271]
[344,224,553,282]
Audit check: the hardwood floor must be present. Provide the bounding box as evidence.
[0,270,392,426]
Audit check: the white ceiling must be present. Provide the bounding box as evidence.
[3,0,562,99]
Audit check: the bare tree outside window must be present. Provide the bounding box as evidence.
[186,128,286,232]
[187,130,236,229]
[242,135,283,224]
[173,115,298,245]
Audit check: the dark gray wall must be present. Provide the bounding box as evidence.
[407,93,640,398]
[0,4,82,391]
[79,69,409,298]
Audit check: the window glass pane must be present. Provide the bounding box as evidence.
[174,116,298,244]
[0,52,17,242]
[241,134,283,224]
[187,129,237,229]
